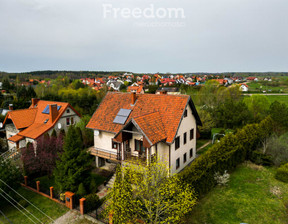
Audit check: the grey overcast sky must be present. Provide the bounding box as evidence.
[0,0,287,73]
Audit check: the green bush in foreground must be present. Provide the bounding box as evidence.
[275,163,288,183]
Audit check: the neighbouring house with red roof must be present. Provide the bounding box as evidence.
[86,92,202,175]
[246,77,258,81]
[127,83,144,94]
[3,98,81,151]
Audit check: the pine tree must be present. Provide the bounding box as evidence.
[53,126,92,192]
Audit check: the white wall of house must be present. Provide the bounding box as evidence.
[56,107,81,133]
[94,131,117,153]
[5,124,19,150]
[156,142,169,171]
[170,103,197,174]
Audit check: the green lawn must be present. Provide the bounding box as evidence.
[196,139,210,149]
[247,82,288,93]
[185,162,288,224]
[266,95,288,105]
[1,187,68,224]
[196,143,212,155]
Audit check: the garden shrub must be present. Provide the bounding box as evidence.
[250,151,273,166]
[76,183,87,197]
[275,163,288,183]
[85,193,102,213]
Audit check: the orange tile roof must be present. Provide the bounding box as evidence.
[5,108,37,129]
[87,92,201,144]
[133,112,167,145]
[127,85,143,94]
[4,100,81,139]
[8,134,24,143]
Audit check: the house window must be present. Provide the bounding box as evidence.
[190,148,193,158]
[175,136,180,150]
[176,158,180,169]
[184,109,187,117]
[190,128,194,140]
[135,140,145,153]
[66,118,70,126]
[183,153,187,163]
[184,132,187,145]
[67,109,70,113]
[71,117,74,125]
[112,141,118,149]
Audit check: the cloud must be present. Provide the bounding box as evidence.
[0,0,287,72]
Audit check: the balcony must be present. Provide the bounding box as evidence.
[89,147,120,162]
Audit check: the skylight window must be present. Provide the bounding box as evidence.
[42,105,62,114]
[113,109,132,124]
[44,119,49,124]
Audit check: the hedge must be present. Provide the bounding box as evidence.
[275,163,288,183]
[180,116,273,196]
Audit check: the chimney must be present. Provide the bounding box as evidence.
[131,92,136,105]
[49,104,58,123]
[31,98,40,107]
[9,104,13,110]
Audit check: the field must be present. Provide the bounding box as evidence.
[185,162,288,224]
[266,95,288,105]
[0,187,68,224]
[247,81,288,93]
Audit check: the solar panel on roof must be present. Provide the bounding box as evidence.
[42,105,49,114]
[117,109,131,117]
[113,109,132,124]
[113,116,127,124]
[42,105,62,114]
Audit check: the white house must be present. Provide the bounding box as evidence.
[86,92,202,175]
[239,84,249,92]
[3,98,81,151]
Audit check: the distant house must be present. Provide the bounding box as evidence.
[127,83,144,94]
[3,99,81,151]
[246,77,258,81]
[86,92,202,175]
[239,84,249,92]
[107,80,124,91]
[156,87,180,95]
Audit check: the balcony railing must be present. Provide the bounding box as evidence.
[89,147,120,161]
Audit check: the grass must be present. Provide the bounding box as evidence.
[196,143,212,155]
[91,173,107,189]
[196,139,210,149]
[266,95,288,105]
[185,162,288,224]
[1,187,68,224]
[247,81,288,93]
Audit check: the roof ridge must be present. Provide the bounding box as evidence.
[9,107,38,113]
